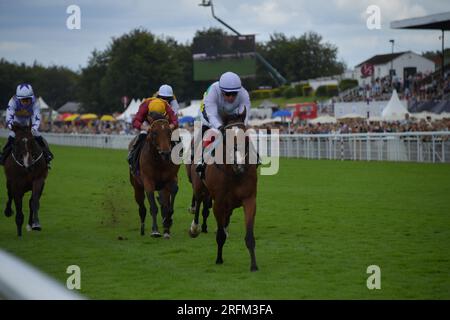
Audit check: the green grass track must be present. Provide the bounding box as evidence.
[0,141,449,299]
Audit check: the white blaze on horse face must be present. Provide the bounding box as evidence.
[225,127,245,165]
[22,138,30,168]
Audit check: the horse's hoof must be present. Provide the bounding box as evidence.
[32,224,42,231]
[163,232,171,239]
[250,265,259,272]
[216,258,223,265]
[4,209,13,217]
[188,229,200,238]
[151,231,161,238]
[201,226,208,233]
[26,224,32,232]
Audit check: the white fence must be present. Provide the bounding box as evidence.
[0,249,84,300]
[1,129,450,163]
[275,132,450,163]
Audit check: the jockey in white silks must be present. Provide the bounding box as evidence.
[0,83,53,166]
[196,71,251,177]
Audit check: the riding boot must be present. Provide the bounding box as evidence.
[129,133,147,172]
[0,136,15,166]
[35,136,54,165]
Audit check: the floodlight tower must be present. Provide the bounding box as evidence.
[199,0,288,85]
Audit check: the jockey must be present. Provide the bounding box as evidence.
[196,71,251,177]
[0,83,54,166]
[128,97,178,172]
[156,84,180,114]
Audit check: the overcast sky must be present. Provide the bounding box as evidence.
[0,0,448,72]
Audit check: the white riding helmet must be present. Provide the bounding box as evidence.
[219,72,242,92]
[16,83,34,99]
[158,84,174,97]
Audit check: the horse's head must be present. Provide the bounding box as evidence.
[222,108,249,175]
[147,112,172,161]
[11,123,40,169]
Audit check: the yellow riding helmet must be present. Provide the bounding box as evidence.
[148,98,167,115]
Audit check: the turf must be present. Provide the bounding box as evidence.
[0,140,449,299]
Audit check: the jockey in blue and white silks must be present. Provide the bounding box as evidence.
[0,83,53,166]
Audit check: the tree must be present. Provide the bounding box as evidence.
[257,32,346,86]
[79,29,192,114]
[0,59,79,110]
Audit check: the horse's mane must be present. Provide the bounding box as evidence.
[148,112,167,122]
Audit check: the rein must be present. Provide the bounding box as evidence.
[11,150,43,168]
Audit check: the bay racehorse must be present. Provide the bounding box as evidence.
[129,112,180,238]
[203,109,259,271]
[3,124,49,237]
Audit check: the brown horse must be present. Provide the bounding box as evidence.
[129,113,180,238]
[203,109,259,271]
[3,124,49,237]
[186,163,211,237]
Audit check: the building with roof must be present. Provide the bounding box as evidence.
[391,11,450,77]
[354,51,435,86]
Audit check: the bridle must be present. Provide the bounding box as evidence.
[147,118,171,157]
[11,138,44,169]
[219,121,250,175]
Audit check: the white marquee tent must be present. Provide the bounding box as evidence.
[381,90,409,121]
[178,100,201,118]
[116,99,142,123]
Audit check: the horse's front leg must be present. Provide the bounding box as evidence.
[189,195,202,238]
[168,179,178,222]
[160,188,172,239]
[14,193,24,237]
[28,179,45,231]
[243,196,258,272]
[213,199,229,265]
[146,191,161,238]
[201,196,212,233]
[4,179,14,217]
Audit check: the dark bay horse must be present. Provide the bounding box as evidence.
[186,163,211,238]
[203,109,259,271]
[3,124,49,236]
[129,113,180,238]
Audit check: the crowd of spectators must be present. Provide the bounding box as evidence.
[1,116,449,136]
[340,69,450,105]
[250,118,450,135]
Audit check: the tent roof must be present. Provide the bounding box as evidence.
[116,99,142,122]
[391,12,450,30]
[381,90,409,121]
[57,102,82,113]
[178,100,201,118]
[38,97,50,110]
[258,99,278,108]
[308,115,337,124]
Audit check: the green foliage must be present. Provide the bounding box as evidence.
[303,85,314,97]
[294,84,304,97]
[316,84,339,97]
[283,87,296,99]
[79,29,191,114]
[0,28,347,113]
[250,89,272,100]
[271,87,283,98]
[256,32,346,86]
[0,59,79,110]
[339,79,359,92]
